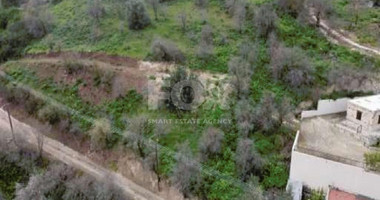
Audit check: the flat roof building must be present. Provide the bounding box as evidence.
[288,95,380,200]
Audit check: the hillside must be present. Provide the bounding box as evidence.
[0,0,379,199]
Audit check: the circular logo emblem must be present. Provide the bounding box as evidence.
[171,80,205,111]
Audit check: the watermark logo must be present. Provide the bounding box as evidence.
[170,80,205,111]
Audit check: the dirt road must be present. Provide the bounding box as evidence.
[0,107,164,200]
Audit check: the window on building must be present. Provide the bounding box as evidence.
[378,115,380,124]
[356,111,362,121]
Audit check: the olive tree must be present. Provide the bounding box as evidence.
[253,91,278,132]
[87,0,105,24]
[235,98,255,137]
[308,0,332,27]
[171,142,200,198]
[235,138,263,181]
[228,56,253,99]
[126,0,151,30]
[197,24,214,60]
[125,115,150,158]
[270,45,314,88]
[199,127,224,160]
[254,4,277,38]
[23,0,53,38]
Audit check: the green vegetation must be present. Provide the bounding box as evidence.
[365,152,380,171]
[331,0,380,46]
[0,156,29,200]
[1,0,380,199]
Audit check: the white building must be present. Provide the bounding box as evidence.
[288,95,380,200]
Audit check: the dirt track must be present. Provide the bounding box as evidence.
[0,107,164,200]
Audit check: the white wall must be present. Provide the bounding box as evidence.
[289,149,380,199]
[301,98,349,119]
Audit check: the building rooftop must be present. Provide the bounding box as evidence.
[350,95,380,112]
[296,113,370,167]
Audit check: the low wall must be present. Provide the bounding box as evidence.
[301,98,349,119]
[289,148,380,199]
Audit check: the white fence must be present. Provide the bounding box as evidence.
[301,98,349,119]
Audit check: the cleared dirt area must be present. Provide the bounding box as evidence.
[12,52,231,107]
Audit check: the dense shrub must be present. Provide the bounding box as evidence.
[151,38,185,63]
[24,94,45,115]
[37,104,67,125]
[126,0,151,30]
[89,118,113,150]
[62,59,85,74]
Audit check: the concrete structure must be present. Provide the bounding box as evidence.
[288,95,380,200]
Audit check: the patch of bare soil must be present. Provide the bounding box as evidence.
[20,52,232,108]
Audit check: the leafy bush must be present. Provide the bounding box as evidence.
[62,59,85,75]
[262,161,288,189]
[24,94,45,115]
[37,105,67,125]
[89,118,113,150]
[151,38,186,63]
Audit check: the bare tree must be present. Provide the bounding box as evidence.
[178,12,187,32]
[270,45,314,88]
[199,127,224,160]
[149,0,160,20]
[235,98,254,137]
[277,97,293,126]
[235,138,263,181]
[89,118,112,150]
[228,56,253,98]
[348,0,362,28]
[253,91,278,132]
[233,1,246,33]
[171,142,199,198]
[87,0,105,24]
[143,123,170,191]
[240,176,264,200]
[197,24,214,60]
[254,4,277,38]
[308,0,332,27]
[328,65,369,91]
[125,115,150,158]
